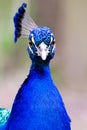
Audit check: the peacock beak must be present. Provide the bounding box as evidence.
[40,50,47,60]
[38,42,49,60]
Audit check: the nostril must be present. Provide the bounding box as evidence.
[38,46,42,51]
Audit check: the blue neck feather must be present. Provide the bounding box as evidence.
[6,61,71,130]
[30,61,51,77]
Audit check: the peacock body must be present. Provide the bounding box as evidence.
[0,3,71,130]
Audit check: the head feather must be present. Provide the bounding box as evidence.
[13,3,37,43]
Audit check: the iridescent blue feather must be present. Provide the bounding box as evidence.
[0,108,10,129]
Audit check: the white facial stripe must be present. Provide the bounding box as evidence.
[28,44,34,54]
[51,36,53,43]
[31,36,35,44]
[52,44,56,53]
[28,35,38,54]
[31,36,39,50]
[50,34,55,53]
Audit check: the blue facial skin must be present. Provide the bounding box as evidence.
[28,26,55,63]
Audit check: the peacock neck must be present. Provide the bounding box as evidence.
[30,61,52,79]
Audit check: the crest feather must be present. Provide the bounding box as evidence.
[13,3,37,43]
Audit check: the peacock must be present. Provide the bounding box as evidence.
[0,3,71,130]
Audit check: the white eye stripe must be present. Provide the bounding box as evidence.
[31,37,39,51]
[52,44,56,53]
[28,36,38,54]
[31,36,35,44]
[51,33,55,43]
[51,36,53,43]
[28,44,34,54]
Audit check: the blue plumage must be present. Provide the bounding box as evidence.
[13,3,27,42]
[29,27,54,46]
[0,2,71,130]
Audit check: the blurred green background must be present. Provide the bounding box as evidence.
[0,0,87,129]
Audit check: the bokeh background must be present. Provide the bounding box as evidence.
[0,0,87,129]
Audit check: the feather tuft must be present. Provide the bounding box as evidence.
[13,3,37,43]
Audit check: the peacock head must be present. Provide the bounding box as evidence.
[13,3,56,63]
[28,26,56,62]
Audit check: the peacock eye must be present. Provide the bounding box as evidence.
[29,41,34,47]
[51,40,55,46]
